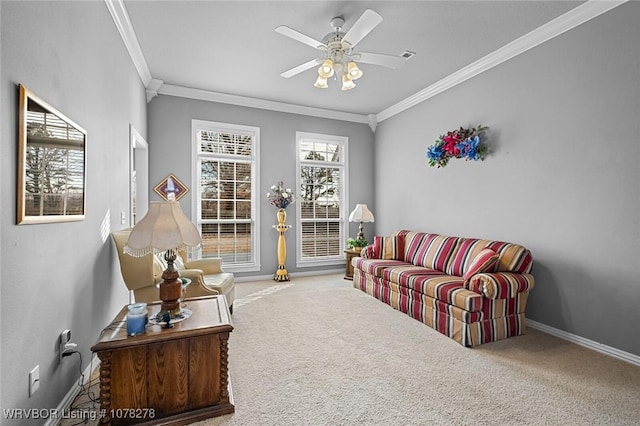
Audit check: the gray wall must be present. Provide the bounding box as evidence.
[1,1,146,420]
[374,3,640,356]
[147,95,375,278]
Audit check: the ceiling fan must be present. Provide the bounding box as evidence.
[276,9,414,91]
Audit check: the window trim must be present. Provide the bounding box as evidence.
[191,119,260,273]
[295,131,349,268]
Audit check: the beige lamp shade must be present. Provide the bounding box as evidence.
[347,61,363,80]
[314,75,328,89]
[124,201,201,257]
[341,73,356,91]
[349,204,375,223]
[318,59,335,78]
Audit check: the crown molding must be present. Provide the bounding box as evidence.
[104,0,152,87]
[376,0,628,123]
[107,0,626,128]
[146,78,164,103]
[158,84,370,125]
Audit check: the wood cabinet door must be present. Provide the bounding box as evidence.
[147,339,189,416]
[189,334,222,409]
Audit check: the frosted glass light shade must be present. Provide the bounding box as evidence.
[124,201,201,257]
[314,75,328,89]
[318,59,334,78]
[341,74,356,91]
[347,62,363,80]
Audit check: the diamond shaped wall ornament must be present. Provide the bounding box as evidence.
[154,173,189,201]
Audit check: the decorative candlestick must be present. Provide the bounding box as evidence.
[273,208,291,281]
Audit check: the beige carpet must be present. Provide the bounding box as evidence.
[65,274,640,425]
[195,274,640,426]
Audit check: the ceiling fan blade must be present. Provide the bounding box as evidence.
[280,58,322,78]
[342,9,383,48]
[275,25,326,50]
[353,52,407,69]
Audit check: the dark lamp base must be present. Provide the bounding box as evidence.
[159,279,182,316]
[160,259,182,317]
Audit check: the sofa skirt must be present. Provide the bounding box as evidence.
[353,268,529,347]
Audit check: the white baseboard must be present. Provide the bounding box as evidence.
[527,319,640,367]
[46,355,100,426]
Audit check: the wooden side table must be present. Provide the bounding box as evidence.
[91,296,234,425]
[344,248,362,280]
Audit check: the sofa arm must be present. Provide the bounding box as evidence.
[184,257,223,275]
[467,272,535,299]
[360,245,376,258]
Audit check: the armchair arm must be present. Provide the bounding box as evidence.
[183,257,223,275]
[467,272,535,299]
[178,268,221,296]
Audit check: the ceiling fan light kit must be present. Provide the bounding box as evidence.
[314,75,329,89]
[276,9,413,91]
[347,61,363,80]
[319,59,335,78]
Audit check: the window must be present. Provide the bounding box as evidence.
[24,101,85,217]
[192,120,260,272]
[296,132,348,267]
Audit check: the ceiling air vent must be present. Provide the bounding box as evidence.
[401,50,416,59]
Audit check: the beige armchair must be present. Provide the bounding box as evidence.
[111,228,235,313]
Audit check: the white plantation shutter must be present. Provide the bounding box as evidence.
[296,132,348,266]
[193,120,260,272]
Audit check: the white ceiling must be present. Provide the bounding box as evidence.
[123,1,585,117]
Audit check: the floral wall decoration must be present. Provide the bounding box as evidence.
[266,181,295,209]
[426,125,489,168]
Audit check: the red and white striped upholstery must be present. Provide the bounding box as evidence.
[352,230,535,347]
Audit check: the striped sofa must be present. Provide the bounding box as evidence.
[352,230,535,347]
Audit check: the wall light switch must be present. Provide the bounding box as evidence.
[120,211,126,225]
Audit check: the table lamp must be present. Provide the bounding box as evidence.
[124,194,201,317]
[349,204,375,241]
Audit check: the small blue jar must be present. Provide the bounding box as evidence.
[126,302,148,336]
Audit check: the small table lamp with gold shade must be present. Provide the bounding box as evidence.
[124,194,201,318]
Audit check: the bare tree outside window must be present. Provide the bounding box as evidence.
[297,133,347,264]
[194,122,259,271]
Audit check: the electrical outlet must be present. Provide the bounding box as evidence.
[29,365,39,396]
[59,329,72,362]
[61,329,71,345]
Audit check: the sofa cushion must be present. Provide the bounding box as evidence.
[352,257,409,277]
[399,274,482,312]
[446,238,492,276]
[381,265,443,288]
[446,238,533,275]
[373,234,405,261]
[402,231,431,264]
[462,248,499,284]
[407,234,459,272]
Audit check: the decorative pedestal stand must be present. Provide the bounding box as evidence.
[273,208,291,282]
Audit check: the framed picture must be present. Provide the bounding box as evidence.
[154,173,189,201]
[17,84,87,224]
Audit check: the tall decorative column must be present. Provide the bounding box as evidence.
[267,181,295,281]
[273,208,291,281]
